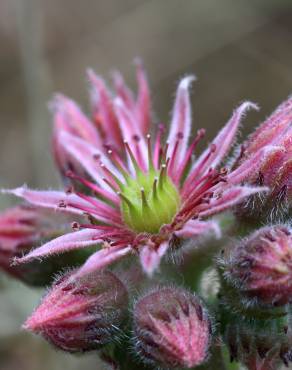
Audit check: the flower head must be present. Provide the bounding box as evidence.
[24,269,128,352]
[133,287,212,368]
[235,96,292,220]
[4,62,267,276]
[222,225,292,307]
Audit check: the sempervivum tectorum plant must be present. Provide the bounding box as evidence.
[220,225,292,310]
[3,62,270,277]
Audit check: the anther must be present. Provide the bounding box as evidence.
[58,200,67,208]
[71,222,80,230]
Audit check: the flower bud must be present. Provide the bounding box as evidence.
[222,225,292,309]
[235,97,292,221]
[23,269,129,352]
[133,287,212,369]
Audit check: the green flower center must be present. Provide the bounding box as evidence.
[119,165,180,234]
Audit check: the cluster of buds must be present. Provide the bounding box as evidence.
[0,61,291,369]
[234,97,292,222]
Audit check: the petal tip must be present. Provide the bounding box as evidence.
[179,75,196,90]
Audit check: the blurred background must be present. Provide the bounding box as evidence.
[0,0,291,369]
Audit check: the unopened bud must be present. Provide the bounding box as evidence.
[133,287,212,369]
[23,269,128,352]
[222,225,292,309]
[235,97,292,221]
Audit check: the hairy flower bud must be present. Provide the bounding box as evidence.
[23,269,128,352]
[221,225,292,309]
[235,97,292,221]
[133,287,212,369]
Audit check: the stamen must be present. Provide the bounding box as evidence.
[147,133,155,171]
[65,170,119,204]
[167,135,182,175]
[106,148,130,180]
[153,124,165,169]
[58,200,67,208]
[71,222,80,230]
[124,140,140,174]
[158,164,167,190]
[160,142,169,167]
[182,143,217,196]
[174,129,206,183]
[100,162,124,190]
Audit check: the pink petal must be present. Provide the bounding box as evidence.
[74,245,132,277]
[167,76,195,169]
[2,187,90,216]
[245,96,292,154]
[87,70,123,150]
[175,220,221,239]
[135,59,151,135]
[139,242,168,277]
[50,94,102,148]
[113,71,135,111]
[190,101,258,177]
[199,186,268,218]
[227,145,283,185]
[114,98,148,170]
[14,229,101,264]
[59,131,123,189]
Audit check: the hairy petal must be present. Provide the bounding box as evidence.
[50,94,102,147]
[113,71,135,111]
[245,96,292,154]
[227,146,283,185]
[14,229,101,264]
[199,186,268,218]
[135,59,151,135]
[74,245,132,277]
[2,187,90,216]
[87,70,123,149]
[59,131,123,189]
[167,76,195,168]
[139,242,168,277]
[175,219,221,239]
[114,98,148,170]
[191,101,258,177]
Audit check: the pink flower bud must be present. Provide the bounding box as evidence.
[133,287,212,368]
[223,225,292,307]
[23,269,128,352]
[235,97,292,219]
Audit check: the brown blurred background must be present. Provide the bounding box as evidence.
[0,0,292,369]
